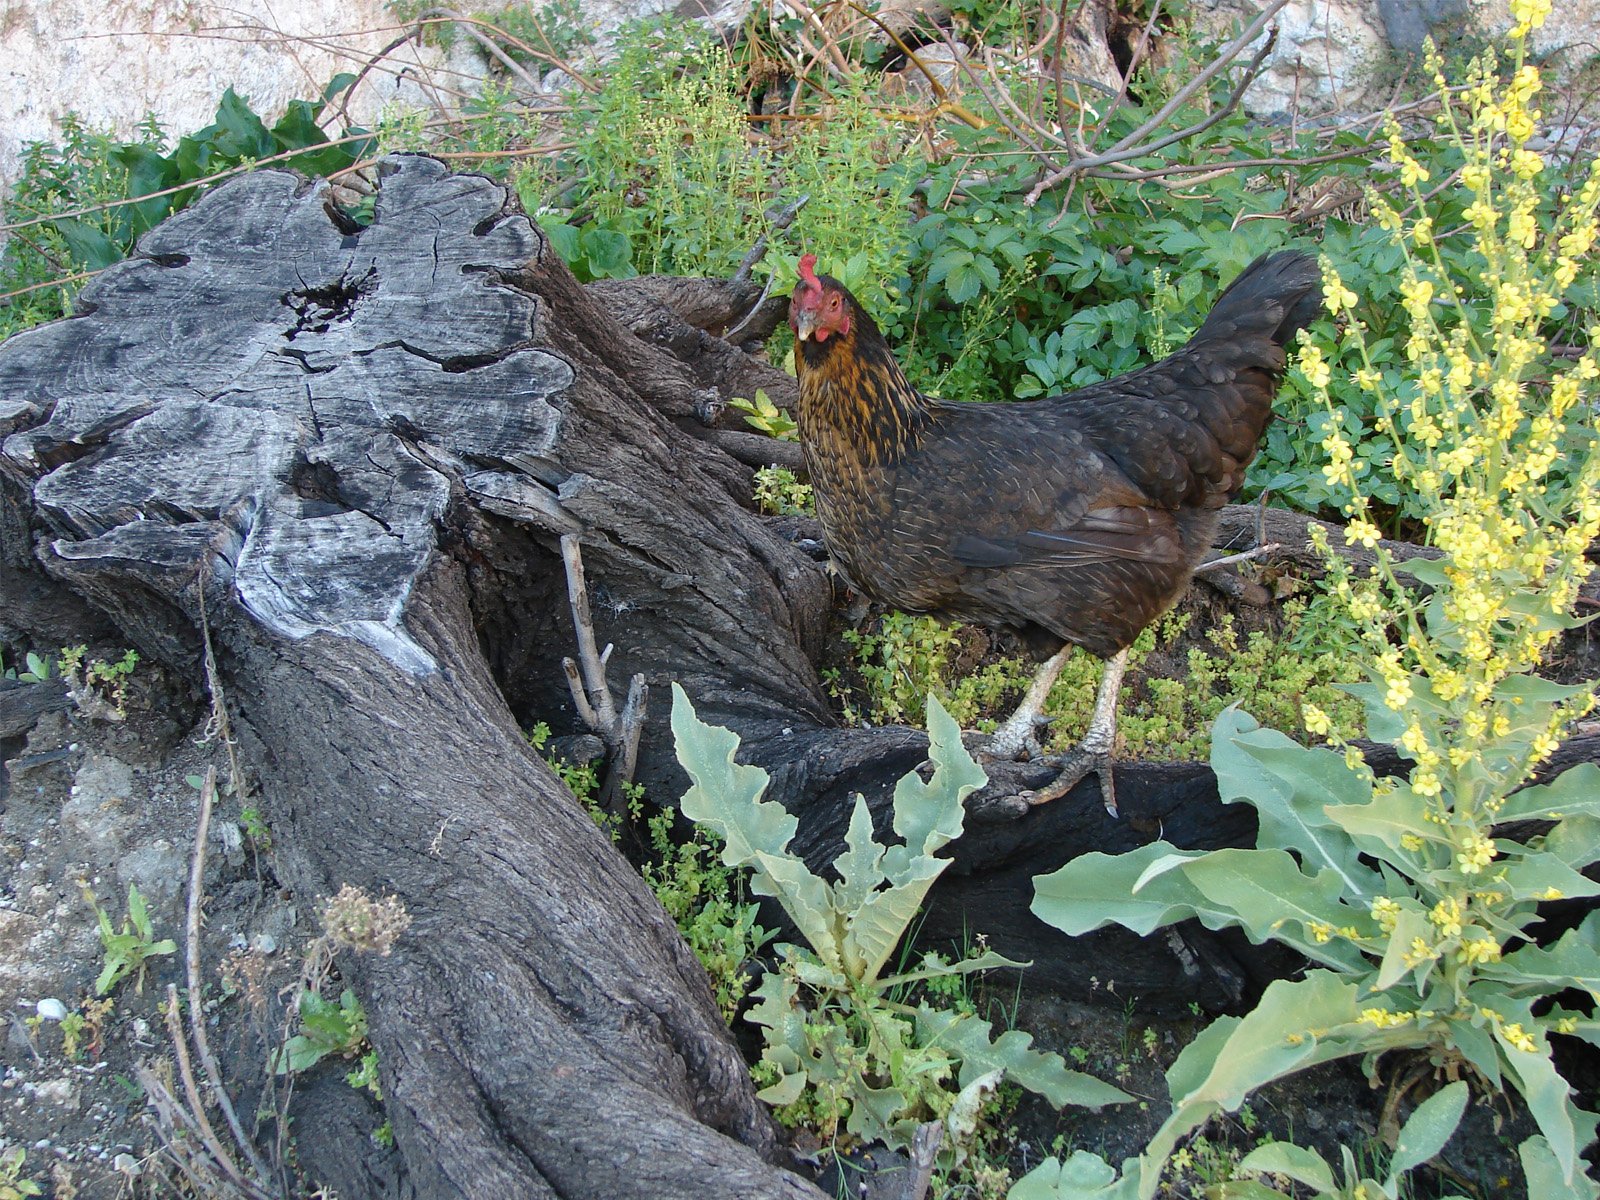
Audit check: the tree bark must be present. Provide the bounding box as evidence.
[0,155,825,1200]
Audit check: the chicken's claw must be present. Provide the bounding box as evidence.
[1023,748,1117,816]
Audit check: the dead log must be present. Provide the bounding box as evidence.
[0,155,825,1200]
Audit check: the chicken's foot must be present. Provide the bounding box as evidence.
[982,644,1073,761]
[1025,647,1128,816]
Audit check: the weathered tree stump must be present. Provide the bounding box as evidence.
[3,154,1594,1195]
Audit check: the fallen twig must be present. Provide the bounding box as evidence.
[560,534,649,812]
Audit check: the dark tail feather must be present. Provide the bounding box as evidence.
[1192,251,1322,350]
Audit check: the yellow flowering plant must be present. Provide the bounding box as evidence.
[1017,8,1600,1198]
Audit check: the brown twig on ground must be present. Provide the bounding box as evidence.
[185,767,273,1183]
[560,534,649,813]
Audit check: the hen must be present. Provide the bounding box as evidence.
[788,250,1322,814]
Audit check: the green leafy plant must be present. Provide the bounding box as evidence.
[729,389,798,440]
[346,1049,384,1100]
[752,465,814,517]
[670,684,1129,1165]
[0,1149,42,1200]
[58,644,139,718]
[1216,1080,1472,1200]
[272,988,369,1074]
[1018,8,1600,1196]
[1,650,55,682]
[1,79,373,338]
[88,883,176,996]
[641,812,773,1022]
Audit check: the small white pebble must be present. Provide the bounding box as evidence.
[114,1153,141,1176]
[35,998,68,1022]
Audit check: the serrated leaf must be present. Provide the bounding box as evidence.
[1211,709,1375,892]
[1390,1079,1468,1178]
[831,794,886,914]
[884,694,984,876]
[915,1007,1131,1109]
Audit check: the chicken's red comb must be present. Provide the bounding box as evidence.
[798,253,821,289]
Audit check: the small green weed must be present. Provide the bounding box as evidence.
[752,465,813,516]
[531,720,768,1020]
[345,1049,384,1101]
[641,812,772,1022]
[58,645,140,718]
[729,389,797,440]
[672,685,1129,1170]
[57,996,113,1061]
[0,1148,42,1200]
[87,883,176,996]
[271,988,368,1074]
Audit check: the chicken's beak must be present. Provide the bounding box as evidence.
[792,309,817,342]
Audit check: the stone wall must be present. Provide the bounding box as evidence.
[3,0,1596,200]
[0,1,477,193]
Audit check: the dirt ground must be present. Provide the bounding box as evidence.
[0,666,317,1198]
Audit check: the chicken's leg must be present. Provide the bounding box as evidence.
[1027,647,1128,816]
[983,644,1073,761]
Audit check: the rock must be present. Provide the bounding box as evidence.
[115,839,186,910]
[1194,0,1600,117]
[34,997,67,1022]
[62,754,137,863]
[0,910,63,998]
[1379,0,1469,53]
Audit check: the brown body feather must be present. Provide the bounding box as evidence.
[791,251,1323,661]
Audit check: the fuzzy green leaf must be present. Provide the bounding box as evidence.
[1149,974,1365,1170]
[1233,1142,1337,1193]
[1544,815,1600,869]
[1390,1079,1468,1177]
[831,794,886,914]
[1179,849,1372,971]
[1009,1150,1138,1200]
[1034,842,1211,936]
[915,1007,1132,1109]
[1377,906,1432,991]
[1497,765,1600,824]
[1482,990,1596,1183]
[1211,708,1376,892]
[842,857,945,983]
[1521,1134,1600,1200]
[1483,911,1600,995]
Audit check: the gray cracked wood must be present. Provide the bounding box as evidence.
[0,154,824,1200]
